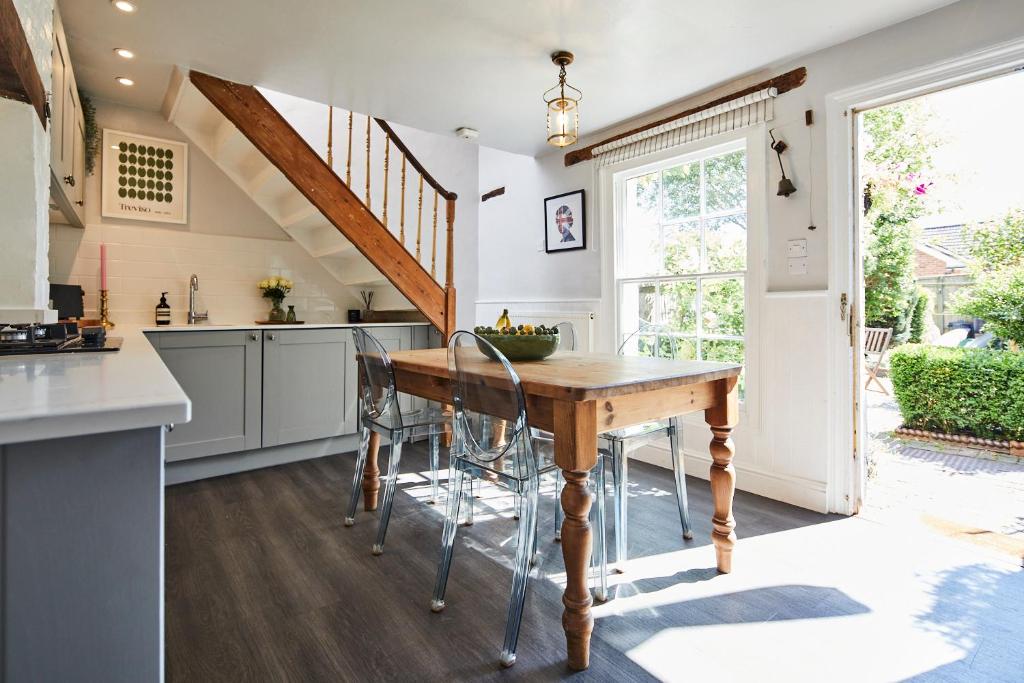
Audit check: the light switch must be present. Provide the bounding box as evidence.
[788,257,808,276]
[787,239,807,258]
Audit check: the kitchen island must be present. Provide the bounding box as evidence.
[0,320,434,682]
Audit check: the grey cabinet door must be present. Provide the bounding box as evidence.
[262,328,354,447]
[366,326,416,413]
[148,330,263,462]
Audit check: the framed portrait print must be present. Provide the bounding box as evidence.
[544,189,586,253]
[102,129,188,224]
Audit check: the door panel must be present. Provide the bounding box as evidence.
[149,331,262,461]
[262,328,353,447]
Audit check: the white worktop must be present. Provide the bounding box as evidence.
[0,327,191,446]
[140,321,431,333]
[0,321,433,446]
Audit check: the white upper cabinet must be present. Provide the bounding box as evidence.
[49,5,85,228]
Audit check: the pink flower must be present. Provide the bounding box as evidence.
[913,181,932,196]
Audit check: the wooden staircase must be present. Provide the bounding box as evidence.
[164,69,457,339]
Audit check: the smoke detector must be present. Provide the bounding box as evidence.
[455,127,479,141]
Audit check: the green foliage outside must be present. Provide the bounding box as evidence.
[860,101,940,342]
[908,288,929,344]
[953,208,1024,347]
[890,344,1024,441]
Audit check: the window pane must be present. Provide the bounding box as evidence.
[701,339,745,396]
[635,334,656,357]
[701,277,745,336]
[661,336,696,360]
[620,281,657,344]
[663,220,701,275]
[626,172,659,225]
[662,161,700,222]
[622,173,661,277]
[705,150,746,213]
[659,280,697,335]
[706,214,747,272]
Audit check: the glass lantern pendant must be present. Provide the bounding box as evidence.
[544,51,582,148]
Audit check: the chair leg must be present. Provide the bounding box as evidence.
[344,425,371,526]
[553,469,563,541]
[612,440,628,571]
[428,431,441,505]
[431,468,465,613]
[372,431,404,555]
[593,455,609,602]
[500,477,539,668]
[668,417,694,540]
[463,475,475,526]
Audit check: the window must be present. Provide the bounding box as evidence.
[615,141,747,392]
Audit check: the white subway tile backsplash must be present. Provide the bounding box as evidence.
[50,223,360,324]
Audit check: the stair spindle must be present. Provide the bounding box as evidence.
[399,153,407,245]
[431,189,439,279]
[416,174,424,261]
[382,137,390,228]
[346,111,353,185]
[365,116,371,207]
[326,105,334,169]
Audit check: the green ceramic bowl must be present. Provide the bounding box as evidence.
[476,334,559,362]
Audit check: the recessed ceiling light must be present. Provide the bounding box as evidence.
[114,48,135,59]
[115,76,135,86]
[112,1,137,13]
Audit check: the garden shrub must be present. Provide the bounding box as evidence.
[908,288,929,344]
[889,344,1024,441]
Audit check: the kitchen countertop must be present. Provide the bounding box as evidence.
[140,321,432,332]
[0,320,433,446]
[0,327,191,446]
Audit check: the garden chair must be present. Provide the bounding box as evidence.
[864,327,893,395]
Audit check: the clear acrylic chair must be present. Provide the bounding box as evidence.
[344,327,449,555]
[431,330,607,667]
[553,322,693,599]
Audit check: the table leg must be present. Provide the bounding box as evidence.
[362,431,381,511]
[554,400,598,671]
[705,377,740,573]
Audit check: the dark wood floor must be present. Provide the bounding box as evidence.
[165,444,836,682]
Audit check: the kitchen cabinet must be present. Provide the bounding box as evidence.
[48,5,86,228]
[262,328,355,447]
[148,330,263,462]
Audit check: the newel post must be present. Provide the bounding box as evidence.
[443,196,457,342]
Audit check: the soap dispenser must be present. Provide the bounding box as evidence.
[155,292,171,326]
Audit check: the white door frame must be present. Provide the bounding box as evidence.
[825,37,1024,515]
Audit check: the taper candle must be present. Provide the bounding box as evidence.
[100,243,108,290]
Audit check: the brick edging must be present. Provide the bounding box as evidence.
[895,426,1024,457]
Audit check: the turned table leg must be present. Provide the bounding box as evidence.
[555,400,598,671]
[362,431,381,511]
[705,377,740,573]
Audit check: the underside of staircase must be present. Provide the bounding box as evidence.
[163,68,456,339]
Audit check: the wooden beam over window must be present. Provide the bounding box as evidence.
[0,0,48,127]
[563,66,806,167]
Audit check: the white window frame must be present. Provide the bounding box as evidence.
[598,126,765,425]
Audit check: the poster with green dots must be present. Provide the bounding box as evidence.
[102,129,188,224]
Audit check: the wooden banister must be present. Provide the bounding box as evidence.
[374,118,457,201]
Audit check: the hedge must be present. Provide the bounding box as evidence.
[889,344,1024,441]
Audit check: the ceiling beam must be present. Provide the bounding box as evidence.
[0,0,47,127]
[564,66,806,167]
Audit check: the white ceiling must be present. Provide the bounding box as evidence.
[62,0,956,156]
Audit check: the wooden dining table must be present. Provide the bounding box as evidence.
[363,348,741,671]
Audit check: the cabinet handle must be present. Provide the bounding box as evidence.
[249,332,259,341]
[267,333,276,341]
[63,175,75,187]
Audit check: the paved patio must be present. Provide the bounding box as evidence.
[864,378,1024,563]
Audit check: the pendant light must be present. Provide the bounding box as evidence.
[544,51,582,148]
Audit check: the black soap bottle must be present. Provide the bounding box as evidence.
[155,292,171,326]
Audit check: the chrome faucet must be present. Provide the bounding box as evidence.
[188,274,208,324]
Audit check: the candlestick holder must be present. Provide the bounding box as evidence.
[99,289,115,330]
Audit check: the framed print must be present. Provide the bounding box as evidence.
[544,189,586,253]
[102,129,188,224]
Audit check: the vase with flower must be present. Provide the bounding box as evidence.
[258,276,294,322]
